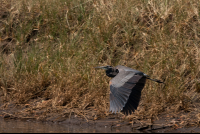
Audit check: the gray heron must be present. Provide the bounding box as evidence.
[95,65,163,115]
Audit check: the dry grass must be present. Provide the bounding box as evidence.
[1,0,200,121]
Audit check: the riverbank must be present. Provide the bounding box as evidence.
[1,0,200,133]
[1,95,200,133]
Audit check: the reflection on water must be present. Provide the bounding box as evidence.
[1,118,199,133]
[0,119,97,133]
[0,118,139,133]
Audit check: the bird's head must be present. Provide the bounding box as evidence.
[95,65,119,78]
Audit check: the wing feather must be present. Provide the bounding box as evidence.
[109,95,114,112]
[113,98,120,113]
[112,92,126,109]
[122,103,132,115]
[121,77,146,113]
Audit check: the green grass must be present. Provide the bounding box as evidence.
[1,0,200,119]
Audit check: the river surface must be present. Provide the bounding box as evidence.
[0,118,141,133]
[1,118,200,133]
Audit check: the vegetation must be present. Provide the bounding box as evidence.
[1,0,200,121]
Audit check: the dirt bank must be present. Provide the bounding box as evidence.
[0,96,200,133]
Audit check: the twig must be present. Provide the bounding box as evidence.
[65,10,70,29]
[75,109,88,122]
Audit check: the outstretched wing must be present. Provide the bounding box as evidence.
[121,76,146,115]
[109,68,146,114]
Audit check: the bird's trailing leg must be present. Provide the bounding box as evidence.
[145,75,164,83]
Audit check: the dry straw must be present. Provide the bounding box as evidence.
[0,0,200,122]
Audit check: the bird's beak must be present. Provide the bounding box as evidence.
[94,66,108,70]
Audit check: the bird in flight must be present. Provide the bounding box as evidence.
[95,65,164,115]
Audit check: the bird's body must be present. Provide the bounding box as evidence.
[95,65,163,115]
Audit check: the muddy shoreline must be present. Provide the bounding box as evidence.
[0,97,200,133]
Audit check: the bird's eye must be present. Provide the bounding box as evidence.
[116,69,119,73]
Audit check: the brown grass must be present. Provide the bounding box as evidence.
[1,0,200,122]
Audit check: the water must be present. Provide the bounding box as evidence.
[0,118,140,133]
[0,119,70,133]
[1,118,199,133]
[0,119,101,133]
